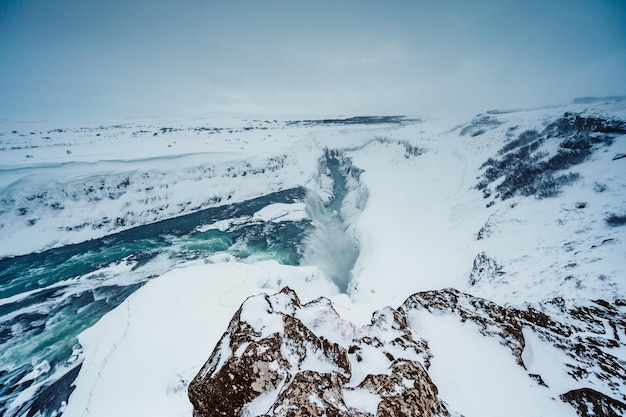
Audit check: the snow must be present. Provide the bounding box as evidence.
[243,387,286,417]
[345,134,487,307]
[241,295,285,336]
[521,328,580,395]
[253,203,308,223]
[343,388,381,414]
[2,100,626,416]
[202,203,308,233]
[408,310,578,417]
[62,261,339,417]
[0,121,319,258]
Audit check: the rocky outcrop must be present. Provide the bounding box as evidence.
[467,252,504,286]
[189,287,626,416]
[261,371,359,417]
[357,360,446,417]
[561,388,626,417]
[402,288,529,365]
[476,111,626,201]
[188,287,450,417]
[403,288,626,410]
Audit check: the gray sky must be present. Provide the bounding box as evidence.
[1,0,625,122]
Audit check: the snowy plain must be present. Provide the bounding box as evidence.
[1,100,625,416]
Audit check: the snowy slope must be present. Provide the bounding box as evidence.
[0,116,414,257]
[345,102,626,307]
[1,100,625,417]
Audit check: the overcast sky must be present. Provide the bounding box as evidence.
[1,0,625,122]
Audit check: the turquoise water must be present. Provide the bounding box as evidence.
[0,187,310,417]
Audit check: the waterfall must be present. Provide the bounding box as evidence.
[300,151,361,292]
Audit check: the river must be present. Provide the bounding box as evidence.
[1,152,361,417]
[0,187,310,417]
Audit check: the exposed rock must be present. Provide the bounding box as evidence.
[459,114,502,137]
[553,112,626,136]
[261,371,361,417]
[188,288,351,417]
[476,215,496,240]
[188,287,449,417]
[467,252,504,286]
[190,286,626,416]
[402,288,626,407]
[358,360,448,417]
[402,288,528,365]
[561,388,626,417]
[476,111,626,200]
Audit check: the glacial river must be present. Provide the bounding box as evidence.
[0,187,311,417]
[0,151,359,417]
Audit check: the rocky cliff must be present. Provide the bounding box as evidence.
[188,287,450,417]
[189,287,625,417]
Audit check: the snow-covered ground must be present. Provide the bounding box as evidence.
[1,100,625,416]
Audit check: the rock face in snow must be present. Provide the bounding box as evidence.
[467,252,504,286]
[356,360,446,417]
[402,288,626,416]
[561,388,626,417]
[188,287,450,417]
[190,287,626,417]
[476,110,626,203]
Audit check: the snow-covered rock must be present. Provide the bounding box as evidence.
[407,289,626,416]
[190,285,625,417]
[188,287,450,417]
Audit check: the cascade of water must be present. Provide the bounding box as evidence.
[300,151,360,292]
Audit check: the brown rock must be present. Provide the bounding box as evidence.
[261,371,362,417]
[188,287,450,417]
[402,288,626,410]
[359,360,449,417]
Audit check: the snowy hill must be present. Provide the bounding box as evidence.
[0,100,625,417]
